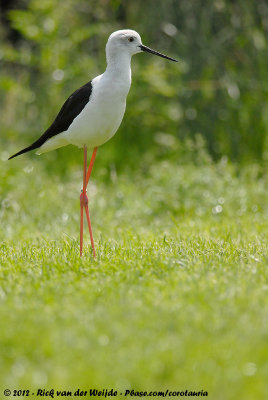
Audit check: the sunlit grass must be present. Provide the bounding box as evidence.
[0,156,267,399]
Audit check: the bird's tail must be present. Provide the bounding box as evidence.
[8,141,41,160]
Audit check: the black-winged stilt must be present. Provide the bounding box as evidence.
[9,29,178,257]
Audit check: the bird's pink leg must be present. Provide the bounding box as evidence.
[85,204,96,258]
[80,204,84,257]
[80,146,98,257]
[80,145,87,257]
[86,147,98,187]
[84,147,98,257]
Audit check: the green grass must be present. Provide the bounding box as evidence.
[0,153,267,399]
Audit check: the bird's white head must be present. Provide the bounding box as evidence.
[106,29,178,65]
[106,29,142,62]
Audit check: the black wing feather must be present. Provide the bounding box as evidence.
[9,81,93,160]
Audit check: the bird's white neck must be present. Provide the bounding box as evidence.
[105,52,132,91]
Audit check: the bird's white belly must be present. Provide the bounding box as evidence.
[66,102,125,148]
[63,79,127,149]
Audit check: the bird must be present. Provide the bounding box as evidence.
[9,29,178,257]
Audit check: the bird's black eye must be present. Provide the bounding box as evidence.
[128,37,134,42]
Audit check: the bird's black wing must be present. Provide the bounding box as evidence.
[9,80,93,160]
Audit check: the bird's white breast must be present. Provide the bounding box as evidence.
[64,70,131,149]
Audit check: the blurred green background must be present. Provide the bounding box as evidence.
[1,0,268,171]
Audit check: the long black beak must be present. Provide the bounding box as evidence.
[139,44,178,62]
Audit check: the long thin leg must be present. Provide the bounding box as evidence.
[80,146,98,257]
[86,147,98,187]
[83,145,87,192]
[80,145,87,257]
[85,204,96,258]
[80,205,84,257]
